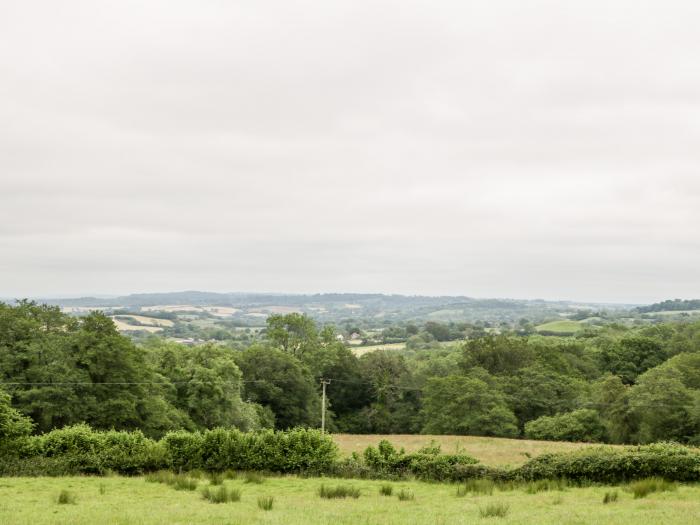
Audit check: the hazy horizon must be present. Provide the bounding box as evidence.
[2,1,699,303]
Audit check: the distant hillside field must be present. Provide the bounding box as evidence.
[333,434,621,466]
[535,320,583,334]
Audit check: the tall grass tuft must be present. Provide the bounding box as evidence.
[171,475,198,491]
[243,472,265,484]
[524,479,568,494]
[628,478,677,499]
[207,473,224,486]
[99,483,106,495]
[603,491,618,504]
[379,484,393,496]
[318,484,361,499]
[457,478,495,496]
[145,471,175,484]
[201,486,241,503]
[397,489,415,501]
[257,496,274,510]
[56,490,76,505]
[479,502,509,518]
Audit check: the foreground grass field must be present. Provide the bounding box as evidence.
[333,434,618,466]
[1,475,699,525]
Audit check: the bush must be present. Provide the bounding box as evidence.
[361,440,480,481]
[514,443,700,483]
[163,427,337,473]
[524,409,606,443]
[2,425,336,477]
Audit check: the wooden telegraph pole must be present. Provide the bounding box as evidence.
[320,378,331,433]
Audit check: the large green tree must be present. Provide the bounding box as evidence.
[420,370,518,437]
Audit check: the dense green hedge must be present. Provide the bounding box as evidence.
[3,426,700,484]
[1,424,336,476]
[513,443,700,483]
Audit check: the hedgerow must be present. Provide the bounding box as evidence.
[0,424,337,476]
[3,426,700,484]
[513,443,700,483]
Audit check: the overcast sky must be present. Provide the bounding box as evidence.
[1,1,699,303]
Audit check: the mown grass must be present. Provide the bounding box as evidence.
[3,475,700,524]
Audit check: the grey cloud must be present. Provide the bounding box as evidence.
[1,0,699,301]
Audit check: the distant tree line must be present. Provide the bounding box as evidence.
[2,302,700,444]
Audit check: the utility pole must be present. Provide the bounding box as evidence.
[320,378,331,433]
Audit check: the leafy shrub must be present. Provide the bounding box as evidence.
[318,484,361,499]
[479,502,509,518]
[201,486,241,503]
[257,496,274,510]
[603,491,618,503]
[628,477,677,499]
[379,484,393,496]
[163,427,337,473]
[56,490,76,505]
[514,443,700,483]
[524,409,606,443]
[361,440,479,481]
[397,489,414,501]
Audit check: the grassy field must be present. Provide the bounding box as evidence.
[333,434,616,466]
[535,320,583,334]
[350,342,407,356]
[1,475,698,524]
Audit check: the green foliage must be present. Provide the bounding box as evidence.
[318,484,361,499]
[0,388,33,443]
[524,409,606,442]
[235,346,320,429]
[161,427,337,473]
[360,440,480,481]
[421,373,518,437]
[515,443,700,483]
